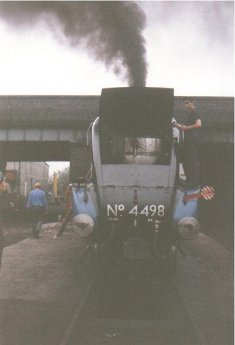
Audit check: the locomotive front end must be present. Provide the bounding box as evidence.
[92,87,179,265]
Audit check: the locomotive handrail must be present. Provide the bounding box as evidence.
[86,120,96,146]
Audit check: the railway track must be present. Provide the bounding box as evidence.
[0,233,232,345]
[59,259,204,345]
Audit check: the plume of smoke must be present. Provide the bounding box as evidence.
[0,1,147,86]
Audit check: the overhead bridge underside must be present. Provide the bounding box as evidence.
[2,141,72,161]
[0,126,89,161]
[0,126,92,181]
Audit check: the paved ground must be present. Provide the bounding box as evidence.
[0,224,97,345]
[0,225,233,345]
[175,234,233,345]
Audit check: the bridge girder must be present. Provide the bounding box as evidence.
[1,141,72,161]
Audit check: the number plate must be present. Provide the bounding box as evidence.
[106,204,165,221]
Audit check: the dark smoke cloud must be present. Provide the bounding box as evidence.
[0,1,147,86]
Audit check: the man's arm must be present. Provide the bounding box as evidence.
[175,119,201,131]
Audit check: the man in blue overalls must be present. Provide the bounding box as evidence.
[27,182,48,238]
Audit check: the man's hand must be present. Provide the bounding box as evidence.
[174,123,186,131]
[178,124,187,131]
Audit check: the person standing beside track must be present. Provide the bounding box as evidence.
[27,182,48,238]
[174,100,202,188]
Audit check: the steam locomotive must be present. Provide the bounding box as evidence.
[72,87,200,272]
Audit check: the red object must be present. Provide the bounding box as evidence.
[184,186,215,202]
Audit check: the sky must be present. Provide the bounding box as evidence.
[0,1,233,175]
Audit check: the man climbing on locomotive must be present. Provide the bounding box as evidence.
[174,100,202,188]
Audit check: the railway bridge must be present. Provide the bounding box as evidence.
[0,94,233,183]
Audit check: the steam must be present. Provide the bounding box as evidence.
[0,1,147,86]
